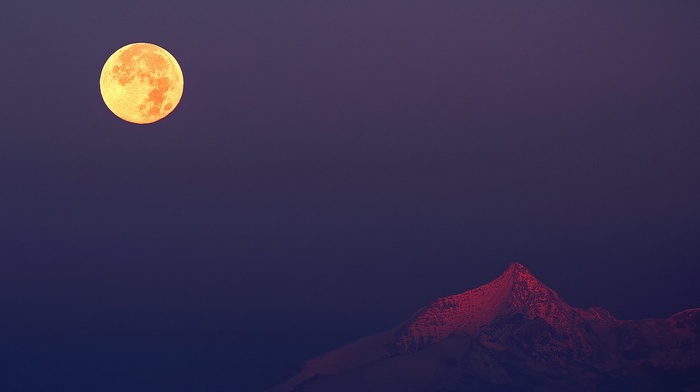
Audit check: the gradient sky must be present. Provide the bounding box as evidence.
[1,1,699,391]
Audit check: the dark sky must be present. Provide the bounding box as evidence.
[1,1,699,391]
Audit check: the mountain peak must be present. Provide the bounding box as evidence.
[393,263,581,353]
[273,265,699,392]
[497,262,546,296]
[505,261,529,274]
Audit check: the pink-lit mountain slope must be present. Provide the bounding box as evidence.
[269,263,700,392]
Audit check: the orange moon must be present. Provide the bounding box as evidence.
[100,43,184,124]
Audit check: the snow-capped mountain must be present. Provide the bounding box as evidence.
[270,263,700,392]
[394,262,616,355]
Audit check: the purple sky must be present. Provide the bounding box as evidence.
[1,1,699,391]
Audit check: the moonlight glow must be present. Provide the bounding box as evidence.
[100,43,184,124]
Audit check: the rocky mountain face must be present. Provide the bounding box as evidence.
[270,263,700,392]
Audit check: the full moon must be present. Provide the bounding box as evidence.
[100,43,184,124]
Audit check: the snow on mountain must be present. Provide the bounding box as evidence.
[393,262,612,354]
[270,263,700,392]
